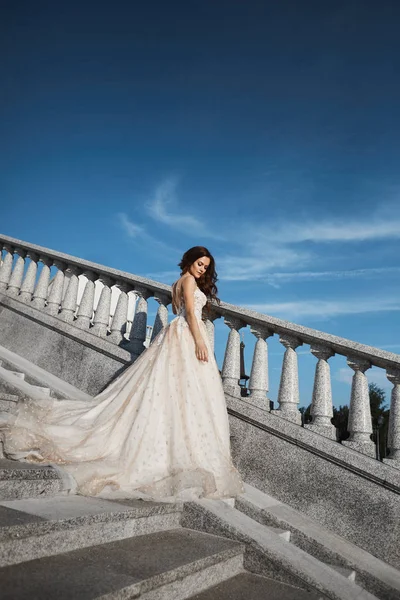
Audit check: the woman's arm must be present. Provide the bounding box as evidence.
[182,276,208,362]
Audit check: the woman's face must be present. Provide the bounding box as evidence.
[188,256,210,279]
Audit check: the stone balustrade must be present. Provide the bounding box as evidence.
[1,234,400,468]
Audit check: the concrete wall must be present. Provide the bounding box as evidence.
[227,395,400,570]
[0,293,132,395]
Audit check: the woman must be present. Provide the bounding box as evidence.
[1,247,243,502]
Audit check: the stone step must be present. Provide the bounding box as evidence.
[0,363,54,404]
[5,370,25,380]
[0,459,66,501]
[0,345,91,402]
[0,528,244,600]
[183,499,379,600]
[330,564,356,582]
[0,494,183,566]
[0,359,55,392]
[188,572,322,600]
[236,484,400,600]
[0,394,19,412]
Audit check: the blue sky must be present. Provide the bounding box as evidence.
[1,1,399,408]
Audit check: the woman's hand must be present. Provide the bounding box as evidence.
[195,340,209,362]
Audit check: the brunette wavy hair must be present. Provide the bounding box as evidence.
[178,246,220,304]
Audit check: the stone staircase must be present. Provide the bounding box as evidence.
[0,459,326,600]
[0,350,398,599]
[0,345,91,417]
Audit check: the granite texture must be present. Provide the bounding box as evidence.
[0,479,63,501]
[0,505,44,528]
[222,318,244,398]
[226,394,400,570]
[307,345,336,438]
[0,495,183,566]
[248,327,272,404]
[187,572,322,600]
[387,371,400,460]
[236,484,400,600]
[0,294,132,395]
[0,345,90,401]
[0,459,67,500]
[0,234,172,299]
[0,528,244,600]
[182,500,377,600]
[272,335,302,425]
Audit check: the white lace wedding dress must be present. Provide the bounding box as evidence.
[2,285,243,501]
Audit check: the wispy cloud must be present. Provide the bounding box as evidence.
[119,178,400,283]
[271,218,400,244]
[117,213,144,238]
[219,211,400,281]
[116,212,179,255]
[219,249,311,281]
[146,178,221,239]
[263,267,400,288]
[246,297,400,321]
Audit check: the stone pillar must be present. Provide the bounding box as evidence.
[19,252,39,303]
[31,257,52,310]
[75,271,96,329]
[92,277,113,337]
[222,317,245,398]
[46,261,66,316]
[127,287,151,358]
[383,369,400,469]
[6,249,26,297]
[343,357,375,457]
[272,335,302,424]
[109,282,129,343]
[0,246,14,291]
[248,326,273,410]
[60,266,81,323]
[203,307,219,353]
[305,344,336,439]
[151,293,170,342]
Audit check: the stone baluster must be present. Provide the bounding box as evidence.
[60,266,81,323]
[6,249,26,296]
[151,293,170,342]
[46,261,66,316]
[342,357,374,457]
[305,344,336,439]
[383,369,400,468]
[92,277,113,337]
[222,317,245,398]
[108,282,129,343]
[127,287,152,358]
[248,326,273,410]
[31,257,52,309]
[272,335,303,424]
[75,271,96,329]
[19,252,39,302]
[0,246,14,291]
[203,307,219,353]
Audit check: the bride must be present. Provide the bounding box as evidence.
[1,246,243,501]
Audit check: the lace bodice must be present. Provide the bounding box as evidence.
[175,285,207,320]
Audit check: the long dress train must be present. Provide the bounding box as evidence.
[1,285,243,501]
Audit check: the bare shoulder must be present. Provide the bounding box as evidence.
[181,274,196,290]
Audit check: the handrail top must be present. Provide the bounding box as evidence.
[1,233,399,371]
[0,234,172,297]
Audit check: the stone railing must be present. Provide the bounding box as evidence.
[0,234,399,468]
